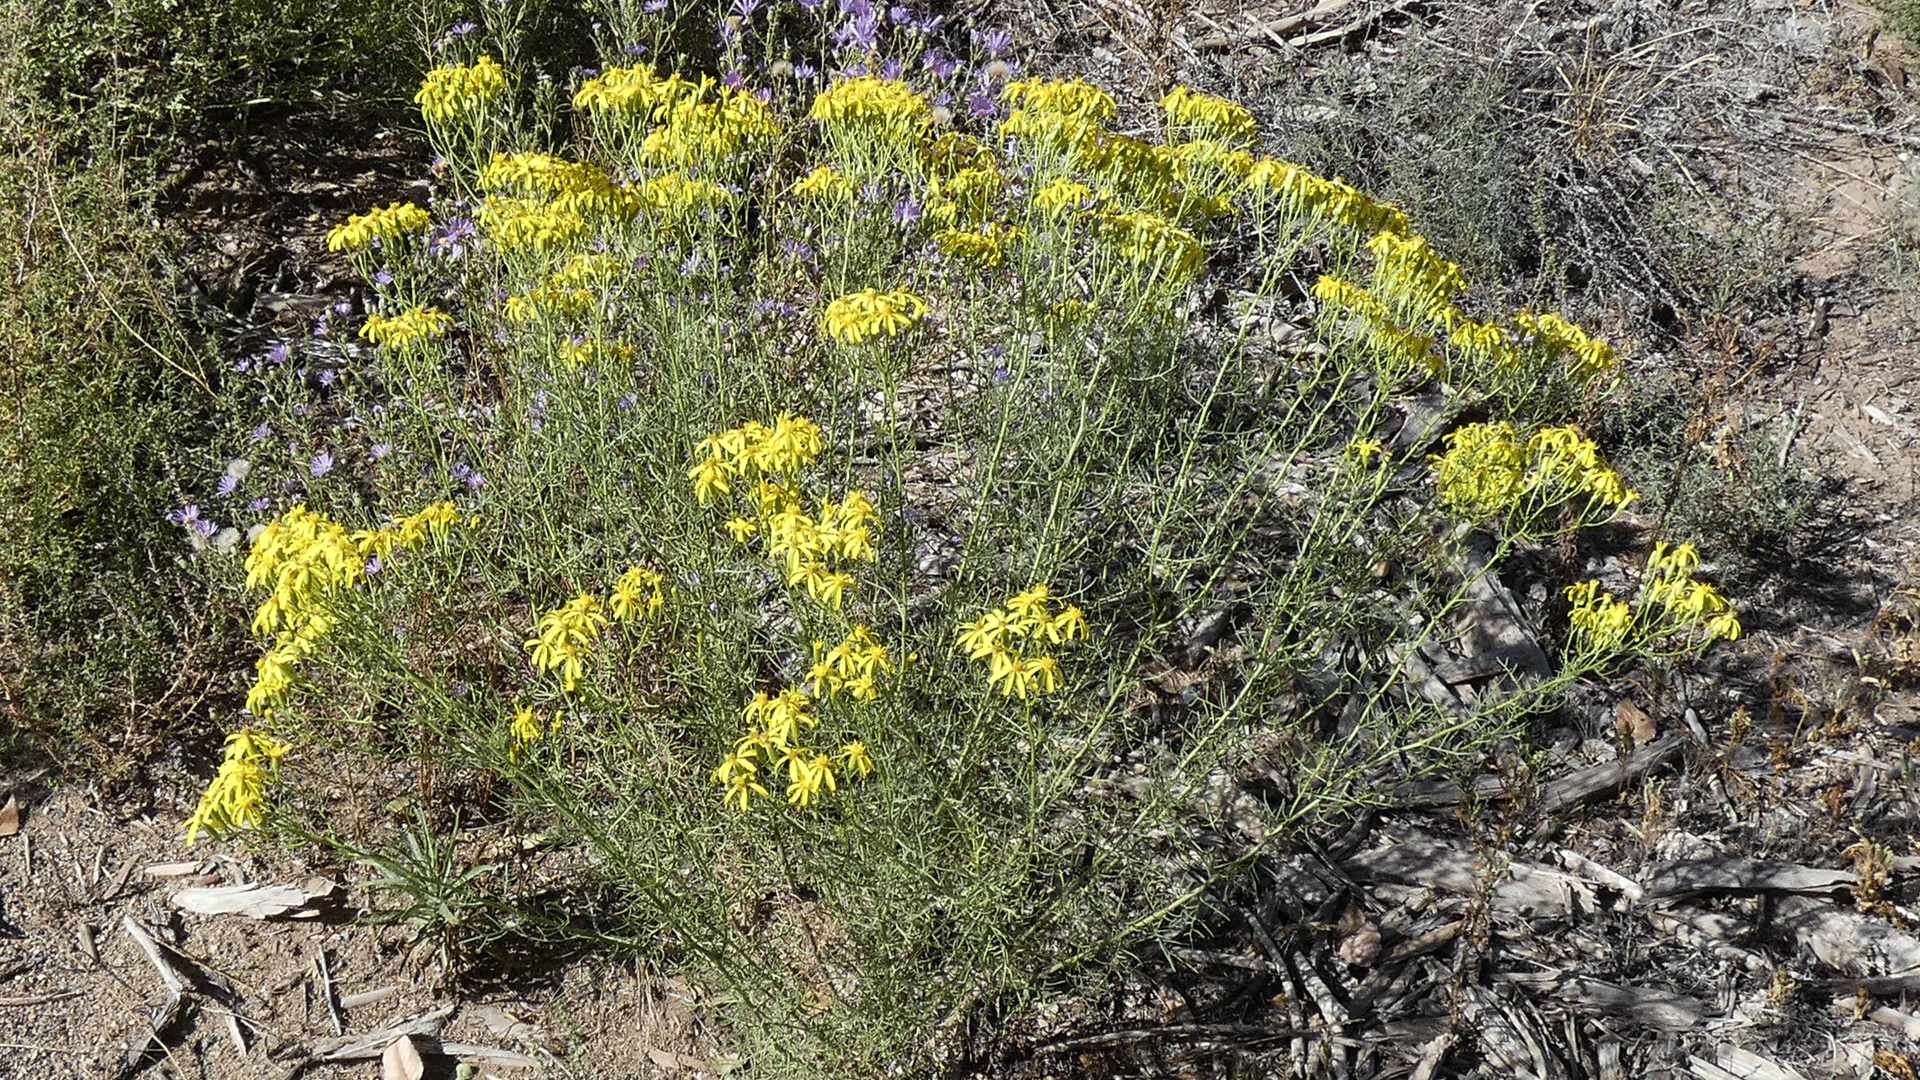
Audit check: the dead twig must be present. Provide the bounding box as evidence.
[1036,1023,1320,1052]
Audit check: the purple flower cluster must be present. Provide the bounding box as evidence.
[449,462,487,491]
[428,218,477,259]
[168,503,219,537]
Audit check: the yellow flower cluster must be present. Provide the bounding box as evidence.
[1076,133,1178,205]
[821,288,928,344]
[1641,542,1741,641]
[481,152,642,220]
[325,202,432,253]
[758,491,879,609]
[1247,159,1411,237]
[479,195,591,253]
[609,566,666,622]
[1367,231,1464,325]
[521,566,666,692]
[526,592,608,692]
[505,283,593,322]
[640,170,733,216]
[925,165,1005,227]
[688,413,826,504]
[1566,543,1740,655]
[508,704,561,758]
[691,417,878,610]
[1161,86,1257,144]
[1098,210,1205,279]
[793,165,855,200]
[559,336,636,367]
[808,625,892,702]
[1032,177,1096,215]
[572,63,675,114]
[1447,317,1510,357]
[1171,139,1256,180]
[359,306,455,352]
[184,728,292,845]
[809,75,932,149]
[639,80,778,167]
[415,56,509,124]
[1512,311,1619,383]
[713,687,875,810]
[1432,422,1636,526]
[934,222,1023,267]
[957,584,1089,700]
[1311,276,1439,375]
[245,503,462,716]
[1002,78,1117,152]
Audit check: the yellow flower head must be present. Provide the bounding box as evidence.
[415,56,509,124]
[1160,85,1257,144]
[609,566,666,622]
[326,202,432,253]
[359,306,455,352]
[793,165,856,200]
[184,728,292,845]
[809,75,932,147]
[821,288,928,344]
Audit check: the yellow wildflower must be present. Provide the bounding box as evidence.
[326,202,432,252]
[415,56,509,124]
[792,165,856,200]
[609,566,665,622]
[839,741,874,777]
[1161,85,1257,143]
[359,306,455,352]
[821,288,928,344]
[183,728,292,845]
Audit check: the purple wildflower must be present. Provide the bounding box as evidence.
[448,20,476,36]
[893,194,922,224]
[309,451,334,477]
[365,556,383,576]
[317,367,337,387]
[428,218,476,258]
[267,342,289,365]
[216,474,241,498]
[732,0,761,16]
[968,93,997,119]
[370,443,392,461]
[250,423,270,443]
[723,69,746,90]
[880,56,904,79]
[923,48,957,79]
[793,61,818,78]
[249,497,270,511]
[372,269,394,286]
[973,26,1012,56]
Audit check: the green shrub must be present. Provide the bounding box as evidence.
[170,20,1747,1075]
[0,121,240,776]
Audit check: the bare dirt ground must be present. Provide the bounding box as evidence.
[5,0,1920,1077]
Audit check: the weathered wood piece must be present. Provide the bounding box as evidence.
[1643,859,1857,900]
[1774,895,1920,976]
[173,877,341,918]
[1497,972,1708,1031]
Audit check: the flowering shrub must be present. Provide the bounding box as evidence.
[170,11,1740,1073]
